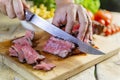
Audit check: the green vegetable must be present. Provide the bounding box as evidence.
[30,0,100,13]
[31,0,56,10]
[75,0,100,13]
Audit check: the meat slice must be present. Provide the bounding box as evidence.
[12,44,25,62]
[43,36,75,58]
[13,37,32,46]
[9,47,18,57]
[9,30,56,71]
[25,30,34,40]
[21,45,45,64]
[33,61,55,71]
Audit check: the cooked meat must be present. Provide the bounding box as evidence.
[12,44,26,62]
[13,37,32,46]
[43,36,75,58]
[25,30,34,40]
[9,30,55,71]
[33,61,55,71]
[21,45,45,64]
[9,47,18,57]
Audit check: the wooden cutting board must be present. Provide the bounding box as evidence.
[0,27,120,80]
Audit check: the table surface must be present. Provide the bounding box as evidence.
[0,13,120,80]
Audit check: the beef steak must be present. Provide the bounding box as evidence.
[9,30,55,71]
[43,36,75,58]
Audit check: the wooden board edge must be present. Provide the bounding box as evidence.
[2,54,41,80]
[51,48,120,80]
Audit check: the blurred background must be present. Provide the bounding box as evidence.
[26,0,120,36]
[27,0,120,20]
[100,0,120,12]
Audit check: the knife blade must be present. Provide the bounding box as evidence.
[25,9,105,55]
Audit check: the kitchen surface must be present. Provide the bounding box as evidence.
[1,0,120,80]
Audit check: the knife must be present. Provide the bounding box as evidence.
[25,9,105,55]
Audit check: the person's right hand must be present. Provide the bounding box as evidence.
[53,3,92,43]
[0,0,29,20]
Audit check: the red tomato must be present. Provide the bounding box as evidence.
[97,19,105,25]
[94,10,112,26]
[87,10,95,20]
[104,28,112,36]
[105,19,111,26]
[115,25,120,32]
[111,27,116,34]
[119,27,120,32]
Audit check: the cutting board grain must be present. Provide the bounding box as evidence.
[0,28,120,80]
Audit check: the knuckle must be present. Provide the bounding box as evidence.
[16,11,23,16]
[69,3,76,8]
[16,11,24,20]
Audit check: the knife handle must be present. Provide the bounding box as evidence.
[25,9,35,21]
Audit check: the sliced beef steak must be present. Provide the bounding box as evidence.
[12,44,25,62]
[9,30,55,71]
[33,61,55,71]
[43,36,75,58]
[9,47,18,57]
[25,30,34,40]
[13,37,32,46]
[21,45,45,64]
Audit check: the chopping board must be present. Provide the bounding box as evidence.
[0,28,120,80]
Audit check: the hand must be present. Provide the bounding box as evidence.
[0,0,29,20]
[52,3,92,43]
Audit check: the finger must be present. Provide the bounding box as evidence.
[0,1,7,15]
[59,13,67,27]
[84,31,90,43]
[52,10,67,27]
[65,6,77,33]
[22,0,30,8]
[77,5,88,41]
[84,10,93,41]
[13,0,24,20]
[52,15,61,27]
[6,0,16,19]
[88,19,93,41]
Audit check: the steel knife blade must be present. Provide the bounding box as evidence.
[25,9,105,55]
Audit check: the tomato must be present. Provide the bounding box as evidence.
[118,27,120,32]
[110,26,116,34]
[104,27,112,36]
[115,25,120,32]
[105,19,111,26]
[97,19,105,25]
[87,10,95,20]
[94,10,112,26]
[112,28,116,34]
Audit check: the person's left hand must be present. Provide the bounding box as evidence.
[52,3,92,44]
